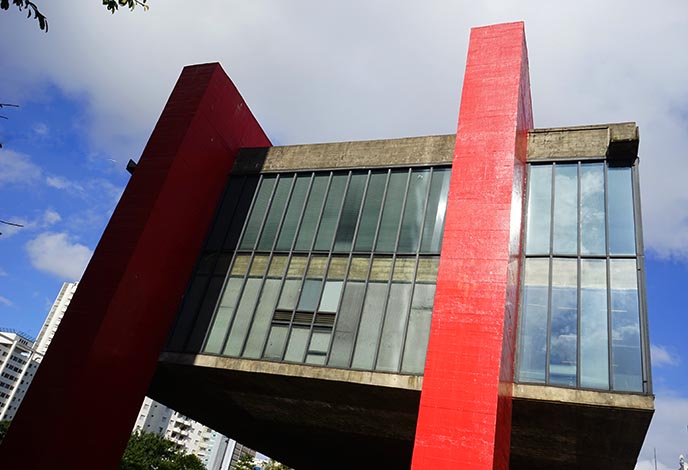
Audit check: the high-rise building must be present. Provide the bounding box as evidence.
[34,282,78,356]
[0,330,40,421]
[0,22,655,470]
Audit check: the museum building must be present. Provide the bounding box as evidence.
[0,22,653,470]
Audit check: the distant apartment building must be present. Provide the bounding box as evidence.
[0,330,41,421]
[34,281,78,355]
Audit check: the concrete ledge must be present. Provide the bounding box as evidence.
[527,122,639,163]
[159,352,423,391]
[514,383,654,410]
[231,134,455,173]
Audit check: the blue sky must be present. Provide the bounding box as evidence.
[1,1,687,468]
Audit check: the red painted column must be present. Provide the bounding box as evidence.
[0,64,271,469]
[411,22,533,469]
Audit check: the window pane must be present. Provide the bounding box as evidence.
[580,164,606,255]
[376,170,409,252]
[552,164,578,255]
[421,168,451,253]
[376,283,413,372]
[239,176,275,250]
[223,278,262,356]
[398,169,430,253]
[351,283,388,370]
[206,177,244,251]
[278,280,301,311]
[263,325,288,360]
[354,171,387,252]
[517,259,548,383]
[284,327,310,363]
[223,176,260,251]
[168,275,209,351]
[610,259,643,392]
[305,330,331,365]
[550,258,577,387]
[608,167,636,255]
[319,281,343,312]
[275,174,311,251]
[328,282,366,368]
[334,172,367,252]
[186,276,225,352]
[257,175,293,251]
[525,165,552,255]
[580,259,609,389]
[401,283,435,374]
[314,174,348,251]
[243,279,281,359]
[204,277,244,354]
[298,279,323,312]
[294,174,329,251]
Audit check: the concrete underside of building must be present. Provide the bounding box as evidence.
[151,353,652,470]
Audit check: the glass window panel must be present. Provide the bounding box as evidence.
[204,277,244,354]
[257,175,293,251]
[284,327,310,363]
[610,259,643,392]
[392,257,416,282]
[223,278,262,356]
[319,281,343,312]
[277,280,301,311]
[580,164,606,255]
[314,174,348,251]
[351,283,388,370]
[186,276,226,352]
[580,259,609,389]
[552,164,578,255]
[398,169,430,253]
[401,284,435,374]
[421,168,451,254]
[354,171,387,252]
[214,253,232,275]
[550,258,578,386]
[298,279,323,312]
[223,176,260,251]
[608,167,636,255]
[376,170,409,252]
[328,282,366,368]
[376,283,413,372]
[416,257,440,283]
[294,174,329,251]
[275,174,311,251]
[243,279,281,359]
[239,176,276,250]
[206,177,244,251]
[517,259,549,383]
[197,252,218,275]
[168,275,209,351]
[306,330,332,365]
[348,256,370,281]
[263,325,288,360]
[369,256,393,281]
[334,172,367,252]
[525,165,553,255]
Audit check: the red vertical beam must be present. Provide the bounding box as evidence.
[412,22,532,469]
[0,63,271,469]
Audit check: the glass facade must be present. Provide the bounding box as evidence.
[168,167,450,375]
[517,162,648,393]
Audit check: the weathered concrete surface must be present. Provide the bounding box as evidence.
[232,134,455,174]
[151,354,653,470]
[528,122,639,163]
[511,384,653,470]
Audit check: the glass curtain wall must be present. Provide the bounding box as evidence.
[517,161,648,393]
[169,166,450,375]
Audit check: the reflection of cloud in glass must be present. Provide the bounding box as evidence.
[580,164,606,254]
[553,166,578,253]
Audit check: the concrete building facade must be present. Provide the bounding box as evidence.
[0,22,654,470]
[0,331,40,421]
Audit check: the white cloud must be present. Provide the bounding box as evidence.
[651,344,680,368]
[32,122,48,136]
[45,175,74,190]
[636,395,688,469]
[0,296,12,307]
[0,267,7,277]
[0,149,42,185]
[0,209,62,239]
[25,232,92,280]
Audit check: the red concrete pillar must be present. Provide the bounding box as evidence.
[0,64,271,469]
[411,22,533,469]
